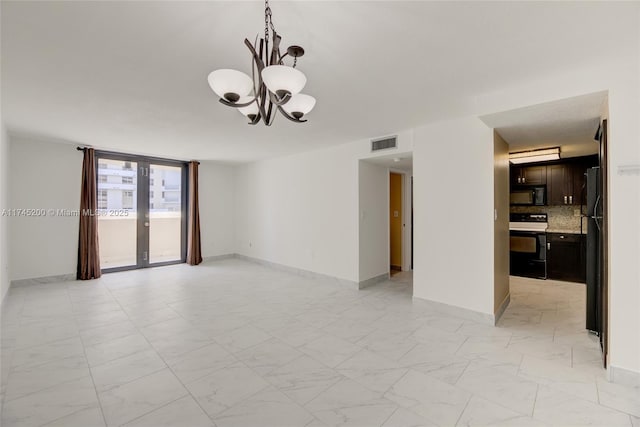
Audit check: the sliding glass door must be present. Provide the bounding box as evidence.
[148,164,184,264]
[96,152,187,272]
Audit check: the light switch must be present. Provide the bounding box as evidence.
[394,211,399,218]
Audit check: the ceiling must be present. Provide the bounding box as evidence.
[480,91,606,158]
[2,1,638,162]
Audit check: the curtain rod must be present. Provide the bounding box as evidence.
[75,145,199,164]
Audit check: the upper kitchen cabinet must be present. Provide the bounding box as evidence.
[547,163,573,205]
[511,165,547,186]
[547,156,597,206]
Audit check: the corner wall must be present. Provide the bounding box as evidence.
[199,161,236,259]
[412,117,495,317]
[358,160,388,282]
[9,136,81,280]
[0,125,9,304]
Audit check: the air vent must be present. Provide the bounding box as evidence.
[371,136,397,152]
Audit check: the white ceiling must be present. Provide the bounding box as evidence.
[2,1,638,162]
[480,91,606,158]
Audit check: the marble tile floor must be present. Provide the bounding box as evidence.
[1,259,638,427]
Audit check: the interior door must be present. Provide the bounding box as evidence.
[96,152,187,272]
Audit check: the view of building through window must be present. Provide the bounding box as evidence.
[96,160,182,213]
[148,164,183,264]
[96,158,183,269]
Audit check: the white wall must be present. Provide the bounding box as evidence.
[234,142,361,282]
[413,117,495,316]
[9,135,82,280]
[199,160,236,258]
[0,124,10,304]
[358,160,388,282]
[233,130,414,284]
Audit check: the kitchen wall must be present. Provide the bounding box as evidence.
[510,205,587,233]
[494,131,510,316]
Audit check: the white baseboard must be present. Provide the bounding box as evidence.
[412,297,495,325]
[233,254,359,289]
[608,365,640,387]
[494,293,511,325]
[11,273,76,288]
[9,255,237,287]
[358,273,389,289]
[202,254,235,262]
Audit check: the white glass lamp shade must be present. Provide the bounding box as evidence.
[282,94,316,119]
[261,65,306,99]
[207,69,253,103]
[236,96,260,118]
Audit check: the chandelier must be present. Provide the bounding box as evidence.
[207,0,316,126]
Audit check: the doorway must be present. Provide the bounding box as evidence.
[389,172,403,274]
[481,91,610,369]
[95,152,188,272]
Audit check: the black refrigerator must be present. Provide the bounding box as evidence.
[585,167,602,334]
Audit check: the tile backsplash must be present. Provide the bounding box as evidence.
[510,205,587,233]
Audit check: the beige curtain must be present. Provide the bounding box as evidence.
[77,148,101,280]
[187,161,202,265]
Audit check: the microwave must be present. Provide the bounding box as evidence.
[510,185,546,206]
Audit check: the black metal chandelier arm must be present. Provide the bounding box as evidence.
[218,97,256,108]
[248,113,261,125]
[244,38,265,71]
[277,106,307,123]
[265,99,276,126]
[266,90,291,107]
[243,37,272,124]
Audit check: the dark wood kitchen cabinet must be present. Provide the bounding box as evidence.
[511,165,547,186]
[547,232,585,283]
[547,158,595,206]
[547,163,573,205]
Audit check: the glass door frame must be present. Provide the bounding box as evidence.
[95,150,188,273]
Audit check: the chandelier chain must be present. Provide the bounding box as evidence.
[264,0,275,40]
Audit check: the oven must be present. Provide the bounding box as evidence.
[510,213,548,279]
[510,231,547,279]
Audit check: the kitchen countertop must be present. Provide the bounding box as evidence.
[546,228,586,235]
